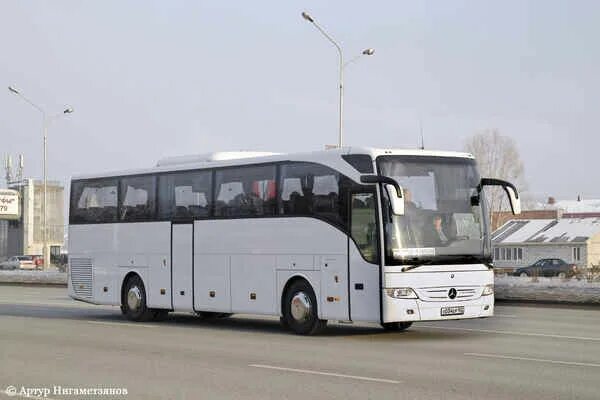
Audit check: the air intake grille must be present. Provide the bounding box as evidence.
[416,286,481,302]
[70,258,93,299]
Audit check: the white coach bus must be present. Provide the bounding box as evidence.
[68,147,520,334]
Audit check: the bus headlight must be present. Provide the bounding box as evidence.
[386,288,418,299]
[482,284,494,296]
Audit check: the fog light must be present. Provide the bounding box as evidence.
[407,309,414,315]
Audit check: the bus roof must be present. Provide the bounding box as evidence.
[71,146,475,181]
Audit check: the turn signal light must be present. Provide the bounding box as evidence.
[482,284,494,296]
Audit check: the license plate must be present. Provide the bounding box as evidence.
[441,306,464,316]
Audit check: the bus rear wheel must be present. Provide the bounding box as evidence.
[381,322,413,331]
[121,275,162,322]
[282,280,327,335]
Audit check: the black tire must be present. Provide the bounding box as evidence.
[381,321,413,331]
[519,272,528,278]
[121,275,160,322]
[279,316,289,330]
[282,279,327,335]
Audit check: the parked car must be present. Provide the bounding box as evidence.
[0,255,35,270]
[513,258,578,278]
[0,256,20,270]
[17,255,40,270]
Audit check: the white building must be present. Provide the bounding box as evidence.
[492,218,600,271]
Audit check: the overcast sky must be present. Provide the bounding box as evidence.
[1,1,598,200]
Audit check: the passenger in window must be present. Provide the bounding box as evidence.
[404,189,419,215]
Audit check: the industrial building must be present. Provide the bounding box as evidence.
[0,179,65,262]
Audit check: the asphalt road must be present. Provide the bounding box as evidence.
[0,286,599,400]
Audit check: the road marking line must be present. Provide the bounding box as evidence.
[465,353,600,368]
[249,364,400,384]
[86,321,157,328]
[418,325,600,342]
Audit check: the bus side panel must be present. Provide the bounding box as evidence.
[319,254,349,321]
[348,244,380,322]
[231,255,277,314]
[69,222,171,308]
[69,224,121,305]
[114,222,171,309]
[193,218,348,319]
[194,254,231,312]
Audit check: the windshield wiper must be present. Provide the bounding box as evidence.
[437,254,493,269]
[399,255,492,272]
[400,259,435,272]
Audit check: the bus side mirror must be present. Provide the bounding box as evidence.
[385,184,405,216]
[479,178,521,215]
[360,174,405,216]
[505,185,521,215]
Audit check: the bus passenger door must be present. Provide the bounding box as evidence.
[348,191,381,322]
[171,223,194,311]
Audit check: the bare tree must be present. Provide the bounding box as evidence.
[465,130,526,228]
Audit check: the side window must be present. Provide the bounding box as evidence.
[120,176,156,221]
[158,171,212,220]
[70,179,118,223]
[350,192,378,263]
[279,162,351,229]
[214,165,276,217]
[342,154,374,173]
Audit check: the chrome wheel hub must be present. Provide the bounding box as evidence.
[290,292,312,322]
[127,286,142,311]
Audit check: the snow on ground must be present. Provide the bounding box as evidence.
[495,276,600,303]
[0,269,67,285]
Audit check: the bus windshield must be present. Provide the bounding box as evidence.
[378,155,490,265]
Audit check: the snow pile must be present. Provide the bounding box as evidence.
[495,276,600,303]
[0,270,67,285]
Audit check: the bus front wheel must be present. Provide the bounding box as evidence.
[282,279,327,335]
[381,322,413,332]
[121,275,161,322]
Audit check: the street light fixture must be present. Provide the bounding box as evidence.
[301,11,374,148]
[8,85,73,270]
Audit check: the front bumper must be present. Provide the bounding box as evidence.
[382,292,494,322]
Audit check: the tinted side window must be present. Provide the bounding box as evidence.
[120,176,156,221]
[342,154,374,173]
[215,165,277,217]
[70,179,118,223]
[159,171,212,220]
[279,162,355,230]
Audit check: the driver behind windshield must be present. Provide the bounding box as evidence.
[423,214,450,247]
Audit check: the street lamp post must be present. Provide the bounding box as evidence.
[301,11,374,148]
[8,86,73,270]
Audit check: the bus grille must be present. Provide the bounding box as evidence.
[70,258,93,299]
[416,286,481,302]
